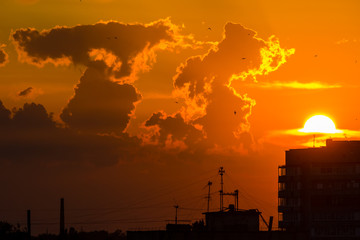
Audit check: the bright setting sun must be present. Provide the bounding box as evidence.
[300,115,341,134]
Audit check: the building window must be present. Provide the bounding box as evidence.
[279,212,283,221]
[279,166,286,176]
[279,198,286,206]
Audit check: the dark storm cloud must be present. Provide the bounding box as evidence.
[60,61,141,134]
[0,47,9,67]
[0,101,139,166]
[18,87,33,97]
[11,19,175,78]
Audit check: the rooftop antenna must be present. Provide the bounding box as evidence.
[234,190,239,211]
[207,181,212,212]
[223,190,239,211]
[219,167,225,211]
[174,205,179,225]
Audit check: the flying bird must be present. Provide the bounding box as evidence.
[234,110,237,115]
[314,54,318,57]
[208,27,211,30]
[242,57,246,60]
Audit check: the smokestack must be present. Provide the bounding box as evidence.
[27,209,31,239]
[60,198,65,238]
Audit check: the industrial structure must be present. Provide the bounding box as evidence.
[278,139,360,239]
[13,140,360,239]
[127,167,305,240]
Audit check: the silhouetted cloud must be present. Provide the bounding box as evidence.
[11,19,181,80]
[0,101,11,125]
[0,101,139,166]
[0,45,9,67]
[5,21,294,166]
[144,111,204,149]
[12,102,55,129]
[61,61,141,134]
[18,87,33,97]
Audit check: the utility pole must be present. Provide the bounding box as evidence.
[207,181,212,212]
[27,209,31,239]
[219,167,225,211]
[60,198,65,239]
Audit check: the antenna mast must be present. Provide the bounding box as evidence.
[207,181,212,212]
[174,205,179,225]
[219,167,225,211]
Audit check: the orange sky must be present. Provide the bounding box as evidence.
[0,0,360,235]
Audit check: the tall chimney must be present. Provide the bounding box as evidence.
[60,198,65,238]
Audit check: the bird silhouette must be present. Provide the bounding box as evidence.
[208,27,212,30]
[234,111,237,115]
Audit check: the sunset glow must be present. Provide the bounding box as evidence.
[1,0,360,236]
[301,115,341,134]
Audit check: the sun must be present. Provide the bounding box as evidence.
[300,115,341,134]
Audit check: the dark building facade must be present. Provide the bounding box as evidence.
[278,139,360,239]
[204,208,260,232]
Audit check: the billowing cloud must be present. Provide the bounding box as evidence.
[11,19,180,80]
[0,45,9,67]
[0,101,140,166]
[60,60,141,135]
[6,20,294,166]
[12,20,190,136]
[144,111,204,149]
[145,23,294,150]
[18,87,33,96]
